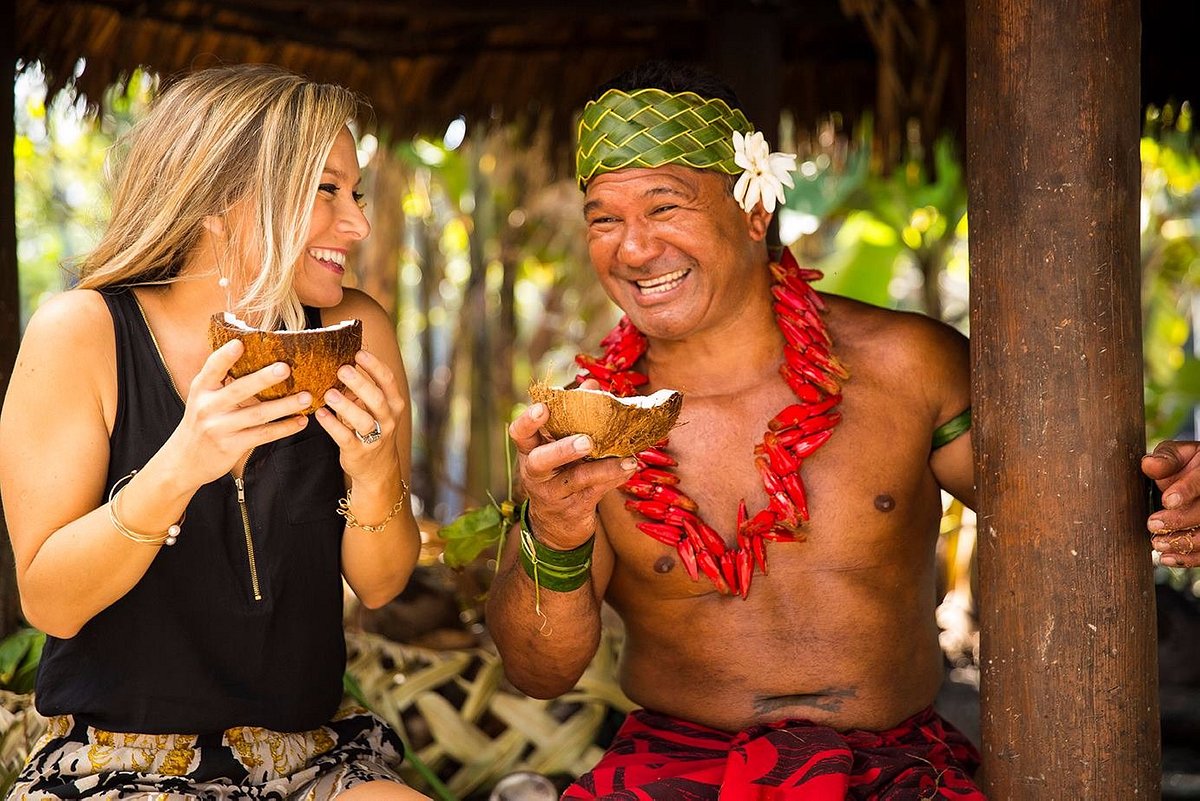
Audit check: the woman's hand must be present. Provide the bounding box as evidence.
[314,349,407,483]
[167,339,311,487]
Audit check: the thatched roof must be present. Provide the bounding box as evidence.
[17,0,926,144]
[16,0,1200,152]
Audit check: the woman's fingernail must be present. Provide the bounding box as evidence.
[1164,492,1182,509]
[530,403,546,418]
[272,362,289,376]
[621,458,638,471]
[574,436,592,453]
[297,392,312,407]
[338,366,355,381]
[326,389,342,403]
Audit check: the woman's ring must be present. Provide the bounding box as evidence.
[355,420,382,445]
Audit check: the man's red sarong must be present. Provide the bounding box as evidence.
[562,706,985,800]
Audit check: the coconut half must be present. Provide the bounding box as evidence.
[208,313,362,415]
[529,381,683,458]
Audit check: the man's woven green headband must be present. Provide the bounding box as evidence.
[576,88,753,188]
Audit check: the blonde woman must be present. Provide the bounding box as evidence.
[0,64,428,800]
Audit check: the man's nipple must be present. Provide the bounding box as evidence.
[653,555,675,574]
[874,493,896,513]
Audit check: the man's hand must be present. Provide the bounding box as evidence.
[1143,440,1200,568]
[510,401,637,551]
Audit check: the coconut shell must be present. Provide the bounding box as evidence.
[208,314,363,415]
[529,381,683,458]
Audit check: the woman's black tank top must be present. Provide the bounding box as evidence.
[35,288,348,734]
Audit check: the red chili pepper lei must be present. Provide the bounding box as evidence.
[575,249,847,596]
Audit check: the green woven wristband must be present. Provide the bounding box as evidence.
[518,500,594,593]
[932,407,972,450]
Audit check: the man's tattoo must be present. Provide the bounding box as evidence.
[753,688,858,715]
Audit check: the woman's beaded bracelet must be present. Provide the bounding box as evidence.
[337,480,410,532]
[517,499,594,594]
[107,470,185,546]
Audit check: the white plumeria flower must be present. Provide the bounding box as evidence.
[731,130,798,214]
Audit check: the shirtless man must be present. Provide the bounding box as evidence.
[486,63,1200,798]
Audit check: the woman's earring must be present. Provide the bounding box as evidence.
[217,264,233,310]
[209,226,233,306]
[205,216,231,289]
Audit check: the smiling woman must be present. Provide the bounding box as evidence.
[0,64,429,800]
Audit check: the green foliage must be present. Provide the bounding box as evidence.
[438,502,507,568]
[783,138,871,221]
[438,426,519,568]
[851,139,966,247]
[384,124,617,524]
[14,66,154,326]
[1141,104,1200,445]
[811,212,900,309]
[782,125,969,329]
[787,110,1200,450]
[0,628,44,694]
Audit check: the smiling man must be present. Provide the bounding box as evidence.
[485,62,1199,800]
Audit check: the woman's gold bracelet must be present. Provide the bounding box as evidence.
[336,480,410,533]
[107,470,185,546]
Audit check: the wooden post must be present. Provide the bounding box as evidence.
[1,0,22,638]
[966,1,1159,797]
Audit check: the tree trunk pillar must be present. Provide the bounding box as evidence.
[966,0,1159,797]
[1,0,22,638]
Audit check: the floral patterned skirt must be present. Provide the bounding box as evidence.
[7,703,409,800]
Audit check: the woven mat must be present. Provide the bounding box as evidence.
[346,629,633,798]
[0,690,47,796]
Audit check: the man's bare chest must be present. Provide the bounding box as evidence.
[599,380,945,589]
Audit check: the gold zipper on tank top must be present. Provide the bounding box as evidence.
[131,293,264,602]
[234,477,262,601]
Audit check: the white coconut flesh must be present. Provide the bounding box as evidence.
[221,312,358,334]
[569,387,680,409]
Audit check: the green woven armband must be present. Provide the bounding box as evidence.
[518,500,594,593]
[932,407,972,450]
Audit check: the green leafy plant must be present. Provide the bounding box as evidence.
[0,628,44,694]
[437,428,520,568]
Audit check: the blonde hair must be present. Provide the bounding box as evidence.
[76,64,363,331]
